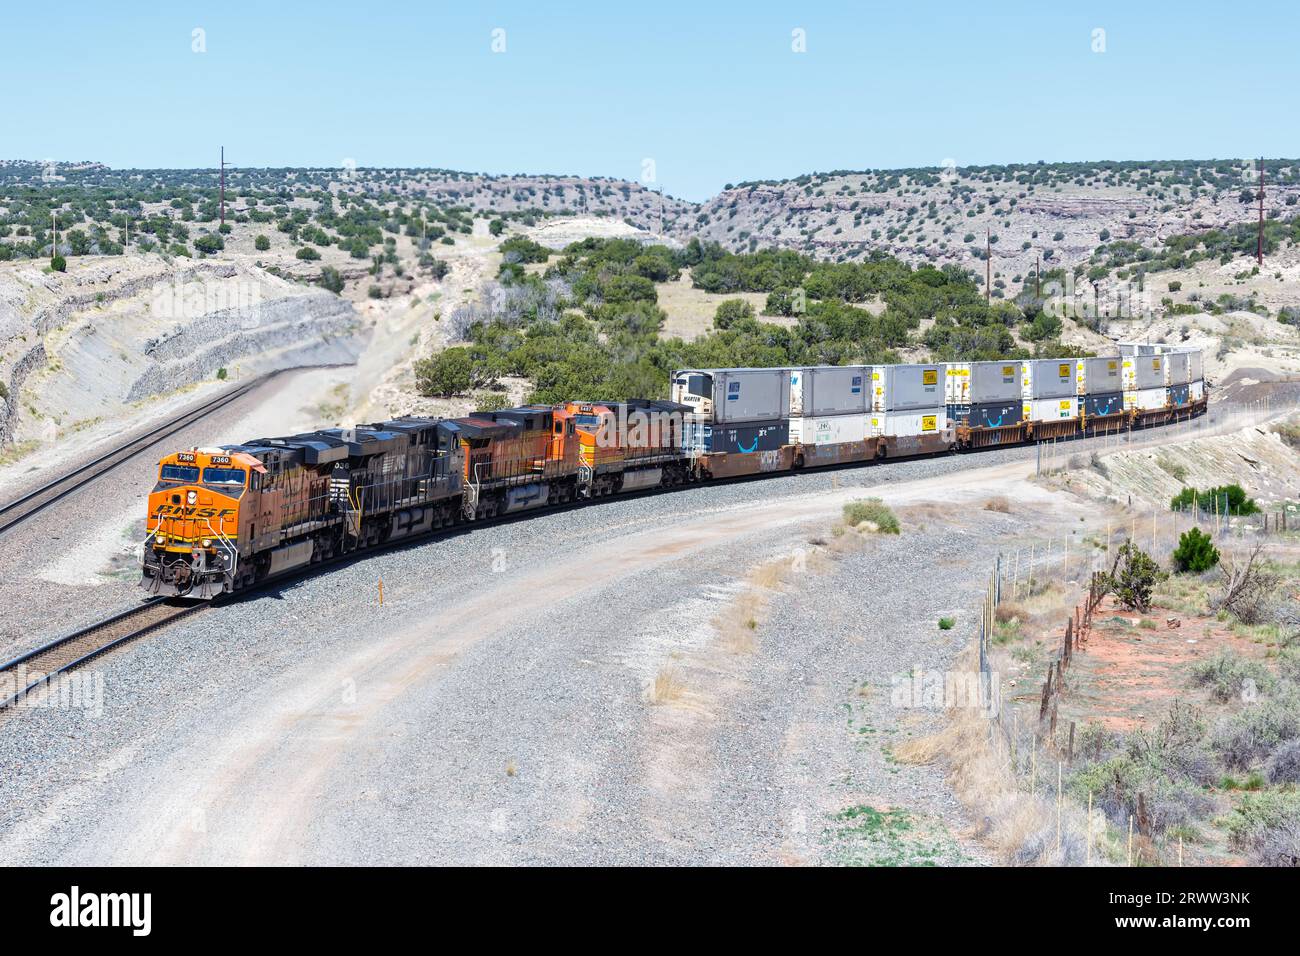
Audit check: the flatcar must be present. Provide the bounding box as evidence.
[142,347,1207,599]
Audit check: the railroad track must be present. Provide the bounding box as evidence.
[0,600,206,712]
[0,379,260,538]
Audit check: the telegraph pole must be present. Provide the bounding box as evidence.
[985,228,991,306]
[219,146,231,227]
[1257,157,1265,266]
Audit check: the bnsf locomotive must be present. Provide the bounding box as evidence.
[142,347,1207,598]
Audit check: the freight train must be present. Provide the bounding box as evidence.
[142,347,1207,598]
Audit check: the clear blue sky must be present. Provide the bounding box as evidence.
[3,1,1295,201]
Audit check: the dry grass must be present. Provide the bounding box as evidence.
[649,668,685,704]
[983,496,1012,513]
[995,602,1027,624]
[894,648,1100,865]
[505,759,517,777]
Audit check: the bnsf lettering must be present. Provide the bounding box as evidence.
[157,505,237,518]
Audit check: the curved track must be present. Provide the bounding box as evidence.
[0,379,260,538]
[0,600,205,712]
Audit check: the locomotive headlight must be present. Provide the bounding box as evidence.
[186,490,197,505]
[202,538,212,547]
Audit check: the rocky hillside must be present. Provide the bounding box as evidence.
[0,256,362,448]
[674,161,1300,303]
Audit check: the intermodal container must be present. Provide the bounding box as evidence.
[789,414,868,446]
[1079,357,1123,396]
[791,365,868,417]
[703,419,789,454]
[872,364,944,412]
[1023,359,1078,400]
[868,407,945,438]
[1082,391,1124,417]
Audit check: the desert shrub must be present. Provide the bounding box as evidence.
[318,266,344,294]
[193,233,223,255]
[1221,791,1300,862]
[983,496,1010,513]
[1075,721,1117,764]
[1170,484,1259,516]
[1191,650,1272,703]
[938,617,955,630]
[713,298,755,330]
[414,347,474,397]
[1173,527,1219,573]
[1273,420,1300,451]
[471,391,510,412]
[1071,756,1213,835]
[842,498,899,534]
[498,235,550,265]
[1216,543,1279,624]
[1100,542,1167,612]
[1070,703,1215,834]
[1266,739,1300,784]
[1213,696,1300,770]
[295,245,320,261]
[51,254,66,272]
[254,234,270,251]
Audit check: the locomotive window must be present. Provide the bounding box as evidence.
[160,465,199,482]
[202,467,247,486]
[574,415,600,428]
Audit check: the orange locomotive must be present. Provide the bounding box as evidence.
[144,447,263,598]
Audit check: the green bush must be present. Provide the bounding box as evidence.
[254,234,270,251]
[842,498,900,534]
[216,367,227,380]
[193,233,223,255]
[1221,791,1300,853]
[472,391,510,412]
[295,246,320,261]
[1100,542,1167,612]
[713,298,755,330]
[51,254,67,272]
[1170,484,1259,516]
[938,617,955,630]
[318,266,344,294]
[1172,527,1219,573]
[498,235,550,264]
[1191,650,1272,704]
[414,347,474,397]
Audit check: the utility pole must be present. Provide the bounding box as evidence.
[658,186,664,235]
[985,227,991,306]
[1035,253,1041,299]
[51,210,57,257]
[1257,157,1265,267]
[219,146,231,227]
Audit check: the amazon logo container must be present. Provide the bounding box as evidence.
[698,420,789,455]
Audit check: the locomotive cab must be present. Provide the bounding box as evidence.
[141,448,261,599]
